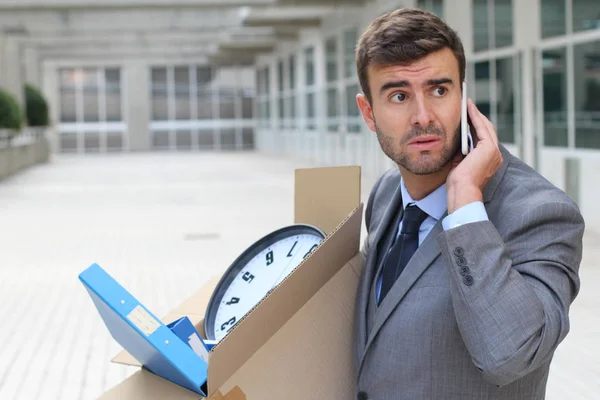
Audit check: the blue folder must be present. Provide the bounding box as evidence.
[79,263,209,396]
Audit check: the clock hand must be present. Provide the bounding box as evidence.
[271,242,304,289]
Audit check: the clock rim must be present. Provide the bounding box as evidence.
[203,223,326,341]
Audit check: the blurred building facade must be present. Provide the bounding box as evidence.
[0,0,598,226]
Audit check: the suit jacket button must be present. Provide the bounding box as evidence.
[463,275,474,286]
[358,391,369,400]
[460,266,470,276]
[454,247,464,257]
[456,256,467,266]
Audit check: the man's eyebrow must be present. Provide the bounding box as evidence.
[426,78,454,86]
[379,78,454,95]
[379,80,409,95]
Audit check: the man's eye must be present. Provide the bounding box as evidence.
[391,93,406,102]
[434,87,447,96]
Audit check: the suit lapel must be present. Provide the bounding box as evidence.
[356,178,403,361]
[358,216,445,377]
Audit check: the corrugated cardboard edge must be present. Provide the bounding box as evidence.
[209,386,246,400]
[111,274,222,366]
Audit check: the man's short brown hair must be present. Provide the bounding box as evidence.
[356,8,466,104]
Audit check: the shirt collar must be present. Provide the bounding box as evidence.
[400,177,447,221]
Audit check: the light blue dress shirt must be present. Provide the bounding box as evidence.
[375,177,489,302]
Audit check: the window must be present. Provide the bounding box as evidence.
[346,83,361,133]
[542,48,568,147]
[305,47,315,86]
[276,56,296,129]
[277,59,285,129]
[304,47,317,130]
[417,0,444,18]
[57,66,125,153]
[278,60,285,93]
[306,92,316,130]
[326,37,338,83]
[541,0,599,38]
[495,57,516,143]
[289,54,296,91]
[59,69,77,123]
[149,64,254,150]
[574,40,600,148]
[327,87,340,132]
[151,68,168,120]
[541,0,567,38]
[105,69,122,122]
[197,66,213,120]
[473,0,513,52]
[474,61,491,119]
[174,66,191,120]
[326,36,340,132]
[573,0,600,33]
[343,28,358,78]
[472,56,519,144]
[256,67,270,128]
[289,54,297,128]
[81,68,99,122]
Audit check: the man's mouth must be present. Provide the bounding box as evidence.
[408,136,441,149]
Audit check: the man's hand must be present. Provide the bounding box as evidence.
[446,99,503,214]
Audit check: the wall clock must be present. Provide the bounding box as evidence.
[204,224,326,342]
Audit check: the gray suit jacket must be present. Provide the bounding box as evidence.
[353,145,585,400]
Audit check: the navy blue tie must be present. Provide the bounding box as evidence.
[379,204,428,303]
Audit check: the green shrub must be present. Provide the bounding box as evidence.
[0,87,23,132]
[25,83,49,127]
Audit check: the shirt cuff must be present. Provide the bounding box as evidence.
[442,201,489,230]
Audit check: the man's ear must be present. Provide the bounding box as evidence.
[357,93,376,132]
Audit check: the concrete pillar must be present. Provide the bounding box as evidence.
[513,0,541,168]
[443,0,473,59]
[23,47,41,88]
[123,60,151,151]
[42,62,60,153]
[0,35,24,108]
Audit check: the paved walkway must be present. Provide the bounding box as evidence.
[0,152,597,400]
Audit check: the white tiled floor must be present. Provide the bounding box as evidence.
[0,151,597,399]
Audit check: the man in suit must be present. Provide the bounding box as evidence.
[352,8,585,400]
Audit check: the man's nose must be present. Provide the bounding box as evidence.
[409,96,434,128]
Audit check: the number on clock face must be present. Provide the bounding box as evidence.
[212,233,321,341]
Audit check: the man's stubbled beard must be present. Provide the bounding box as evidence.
[374,116,461,175]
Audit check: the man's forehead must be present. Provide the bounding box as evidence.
[369,63,456,82]
[368,48,459,79]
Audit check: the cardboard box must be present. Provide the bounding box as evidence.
[97,166,366,399]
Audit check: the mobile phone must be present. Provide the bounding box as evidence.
[461,81,470,156]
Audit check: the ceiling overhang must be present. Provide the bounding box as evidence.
[0,1,366,67]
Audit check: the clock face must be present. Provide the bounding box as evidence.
[204,224,325,342]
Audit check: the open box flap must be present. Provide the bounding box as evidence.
[207,203,363,394]
[294,166,361,235]
[112,274,222,366]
